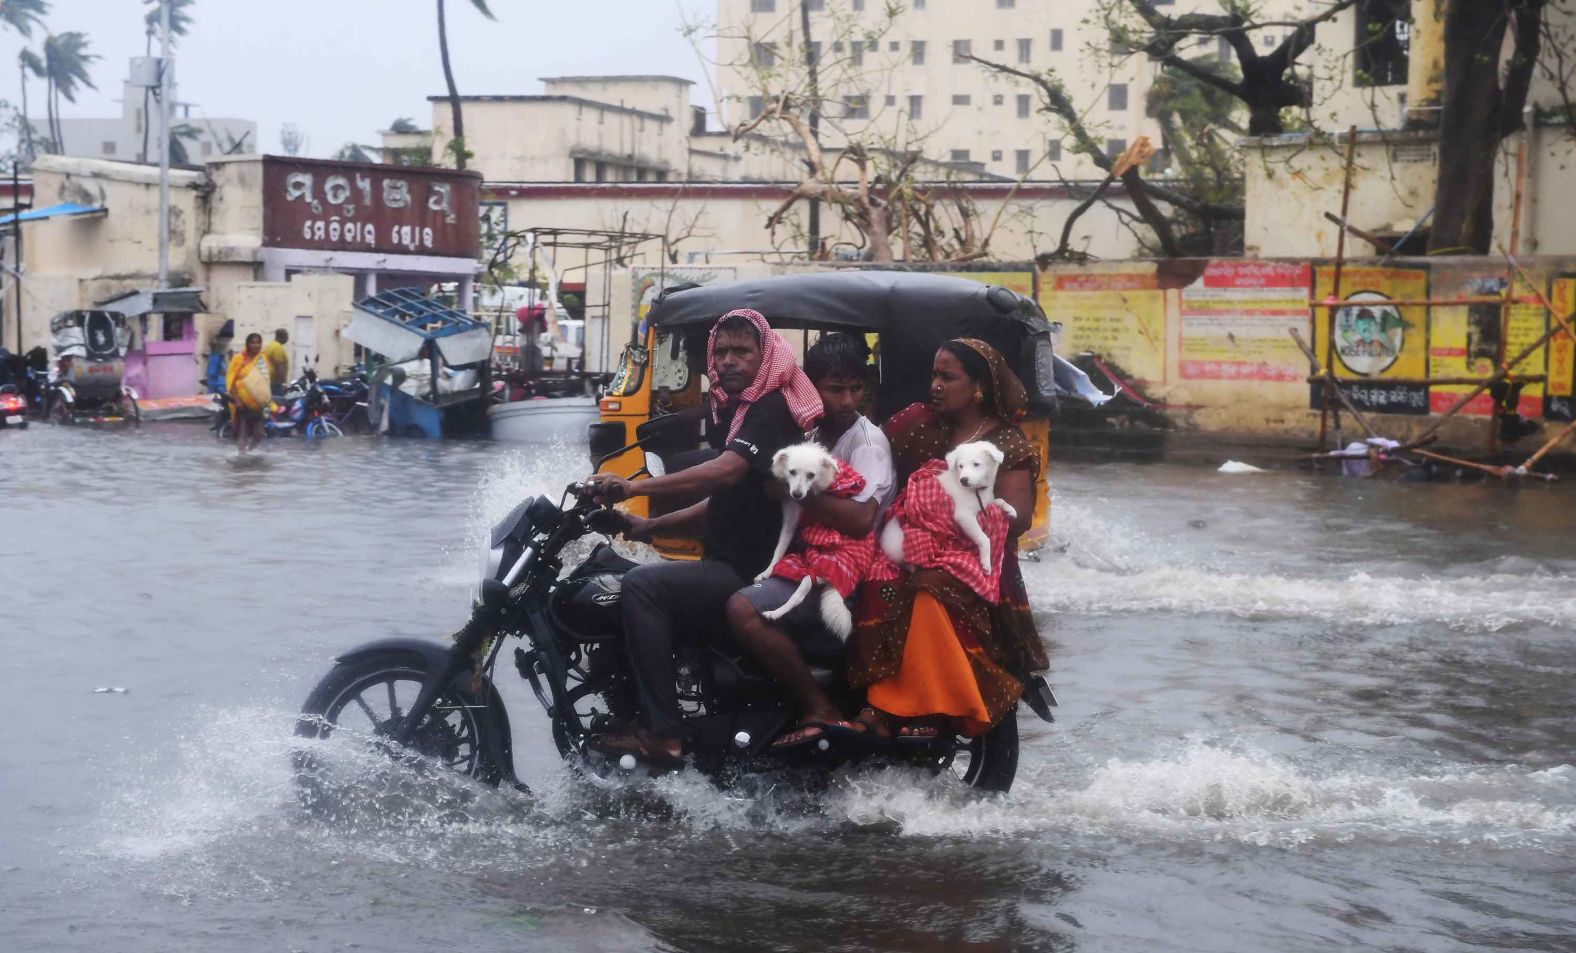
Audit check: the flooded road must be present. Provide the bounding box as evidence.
[4,423,1575,952]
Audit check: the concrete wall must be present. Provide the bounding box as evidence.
[607,255,1576,451]
[1038,254,1576,446]
[485,181,1146,278]
[541,77,692,128]
[225,273,357,377]
[1243,126,1576,258]
[8,156,209,351]
[432,98,682,181]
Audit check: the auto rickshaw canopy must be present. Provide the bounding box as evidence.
[645,270,1059,420]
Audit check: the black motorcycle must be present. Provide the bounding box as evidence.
[295,481,1056,796]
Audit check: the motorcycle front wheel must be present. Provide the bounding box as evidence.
[294,651,506,797]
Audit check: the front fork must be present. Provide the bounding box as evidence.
[391,579,508,746]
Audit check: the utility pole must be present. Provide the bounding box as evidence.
[799,0,820,260]
[157,0,172,288]
[9,159,22,352]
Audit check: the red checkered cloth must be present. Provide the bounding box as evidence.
[770,458,879,598]
[868,458,1009,603]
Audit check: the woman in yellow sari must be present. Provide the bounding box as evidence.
[226,333,271,453]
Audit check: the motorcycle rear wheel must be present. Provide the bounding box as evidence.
[946,709,1019,793]
[295,652,504,794]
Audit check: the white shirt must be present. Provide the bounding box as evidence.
[813,414,896,515]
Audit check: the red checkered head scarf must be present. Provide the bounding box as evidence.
[707,309,824,442]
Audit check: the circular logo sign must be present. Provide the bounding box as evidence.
[1333,291,1406,375]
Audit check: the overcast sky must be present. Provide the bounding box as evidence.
[3,0,715,157]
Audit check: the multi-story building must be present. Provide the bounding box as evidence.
[714,0,1410,181]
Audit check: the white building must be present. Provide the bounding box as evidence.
[40,58,257,166]
[714,0,1409,180]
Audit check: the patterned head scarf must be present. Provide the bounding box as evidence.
[708,308,824,441]
[948,337,1028,423]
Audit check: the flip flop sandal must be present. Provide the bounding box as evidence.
[891,724,943,751]
[771,720,873,751]
[588,732,686,772]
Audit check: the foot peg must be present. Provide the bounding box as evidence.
[1024,675,1058,723]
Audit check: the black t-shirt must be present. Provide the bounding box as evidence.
[702,391,804,578]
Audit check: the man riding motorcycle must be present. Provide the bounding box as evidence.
[585,308,824,768]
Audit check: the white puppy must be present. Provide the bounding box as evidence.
[879,440,1018,575]
[755,441,854,638]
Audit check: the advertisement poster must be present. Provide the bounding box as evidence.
[1179,260,1310,382]
[1311,265,1429,415]
[1039,271,1166,383]
[1428,265,1547,417]
[1546,276,1576,421]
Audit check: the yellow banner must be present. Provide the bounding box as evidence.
[1547,277,1574,400]
[1312,266,1428,379]
[1039,272,1166,382]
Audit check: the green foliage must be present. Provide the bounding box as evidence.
[333,142,374,163]
[443,136,472,166]
[166,121,201,164]
[43,31,97,103]
[142,0,194,43]
[0,0,49,38]
[388,116,421,134]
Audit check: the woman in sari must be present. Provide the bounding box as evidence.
[226,333,270,453]
[848,338,1049,739]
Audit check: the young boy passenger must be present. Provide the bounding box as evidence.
[725,333,896,748]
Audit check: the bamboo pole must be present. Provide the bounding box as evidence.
[1492,154,1531,452]
[1290,327,1377,439]
[1521,417,1576,471]
[1315,296,1541,309]
[1406,317,1570,446]
[1316,128,1360,451]
[1303,374,1545,386]
[1501,251,1576,341]
[1322,211,1396,255]
[1509,135,1529,257]
[1415,448,1556,481]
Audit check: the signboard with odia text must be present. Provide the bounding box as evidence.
[261,157,480,259]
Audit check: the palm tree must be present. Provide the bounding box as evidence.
[166,121,200,166]
[42,31,98,153]
[436,0,496,170]
[139,0,193,162]
[17,48,44,157]
[2,0,49,158]
[0,0,50,37]
[333,142,374,163]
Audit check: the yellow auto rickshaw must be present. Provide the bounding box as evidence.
[589,270,1087,557]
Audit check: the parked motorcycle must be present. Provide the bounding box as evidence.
[212,369,342,440]
[295,479,1057,800]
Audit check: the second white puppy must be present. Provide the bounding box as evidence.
[879,440,1018,574]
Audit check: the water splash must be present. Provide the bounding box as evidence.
[1033,502,1576,631]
